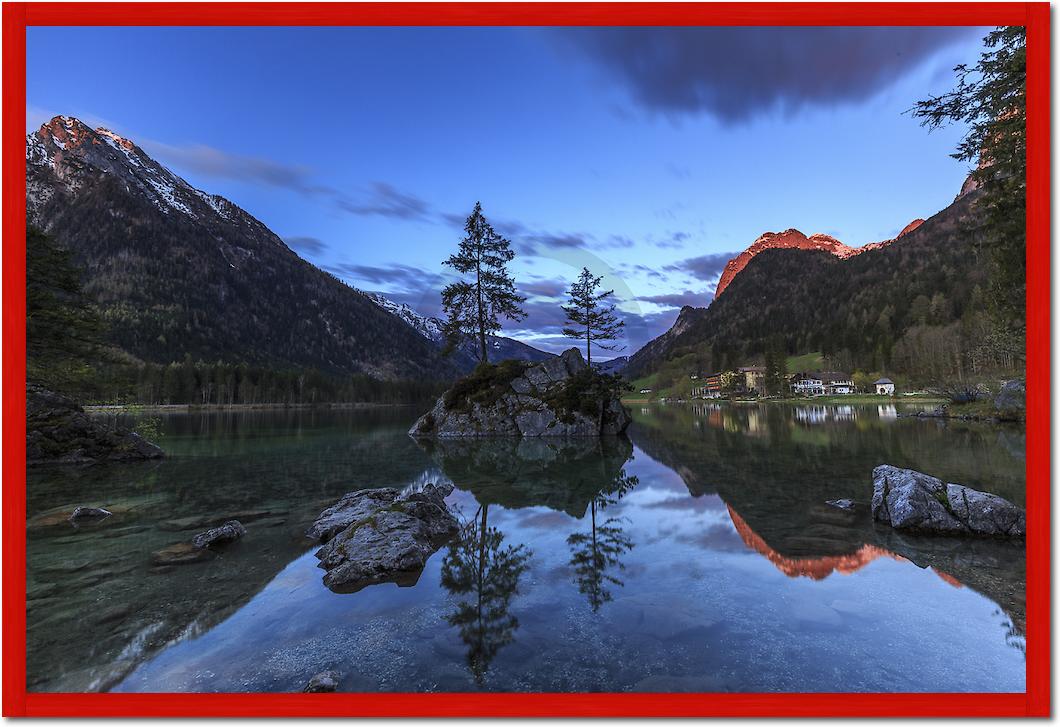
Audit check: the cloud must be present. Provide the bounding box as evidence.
[528,232,590,250]
[664,251,737,283]
[335,182,431,221]
[553,27,979,123]
[144,139,432,221]
[284,236,327,255]
[324,262,445,290]
[521,278,569,299]
[637,290,711,309]
[654,231,692,249]
[143,140,326,194]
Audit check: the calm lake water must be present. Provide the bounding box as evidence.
[26,402,1026,693]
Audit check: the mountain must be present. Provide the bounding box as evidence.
[714,220,924,300]
[26,116,459,381]
[362,291,554,366]
[594,355,629,375]
[627,187,990,379]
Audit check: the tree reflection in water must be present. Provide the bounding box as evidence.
[439,504,531,685]
[567,468,639,611]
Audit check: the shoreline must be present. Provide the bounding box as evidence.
[621,395,947,406]
[84,402,415,414]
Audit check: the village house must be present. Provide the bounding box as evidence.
[791,371,855,397]
[738,366,766,393]
[791,373,825,397]
[820,371,855,395]
[690,371,725,398]
[874,378,896,395]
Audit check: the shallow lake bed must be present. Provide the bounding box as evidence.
[26,403,1026,693]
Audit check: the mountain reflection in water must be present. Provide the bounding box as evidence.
[26,404,1025,693]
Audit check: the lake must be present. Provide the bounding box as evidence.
[26,402,1026,693]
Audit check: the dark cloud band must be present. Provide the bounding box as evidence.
[554,27,979,123]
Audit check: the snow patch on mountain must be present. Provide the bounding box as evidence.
[362,292,445,341]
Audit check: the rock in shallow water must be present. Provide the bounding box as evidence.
[303,670,341,693]
[826,499,856,511]
[191,520,246,549]
[70,506,112,522]
[871,465,1024,537]
[150,542,215,566]
[307,482,458,593]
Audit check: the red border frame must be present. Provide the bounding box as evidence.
[2,3,1050,717]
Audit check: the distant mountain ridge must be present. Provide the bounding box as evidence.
[714,220,924,300]
[627,186,984,378]
[26,116,458,381]
[361,291,554,366]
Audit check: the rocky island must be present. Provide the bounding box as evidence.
[409,348,631,438]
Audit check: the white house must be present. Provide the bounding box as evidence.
[792,376,824,397]
[874,378,896,395]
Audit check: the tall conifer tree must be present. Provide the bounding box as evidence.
[561,267,625,366]
[441,202,526,363]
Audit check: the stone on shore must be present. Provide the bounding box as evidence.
[408,348,631,438]
[994,379,1026,419]
[871,465,1024,537]
[27,384,164,465]
[307,482,458,593]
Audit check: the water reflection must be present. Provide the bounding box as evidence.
[628,403,1027,643]
[440,505,531,685]
[25,404,1027,692]
[567,469,638,611]
[416,436,633,517]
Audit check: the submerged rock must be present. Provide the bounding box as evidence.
[191,520,246,549]
[150,542,215,566]
[307,482,458,593]
[70,506,112,522]
[409,348,631,437]
[871,465,1025,537]
[27,384,164,465]
[826,499,856,511]
[303,670,341,693]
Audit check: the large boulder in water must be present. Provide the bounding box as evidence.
[409,348,631,437]
[307,482,459,593]
[871,465,1025,537]
[26,384,164,465]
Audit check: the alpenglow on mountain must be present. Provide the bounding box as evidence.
[713,221,924,300]
[26,116,545,379]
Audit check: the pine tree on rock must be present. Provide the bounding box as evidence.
[561,267,625,366]
[441,202,526,364]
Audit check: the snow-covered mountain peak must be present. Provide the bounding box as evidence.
[28,115,213,221]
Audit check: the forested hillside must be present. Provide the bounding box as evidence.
[628,188,1018,385]
[27,116,459,387]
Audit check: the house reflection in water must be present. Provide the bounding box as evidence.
[878,404,898,420]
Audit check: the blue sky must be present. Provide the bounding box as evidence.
[26,26,988,356]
